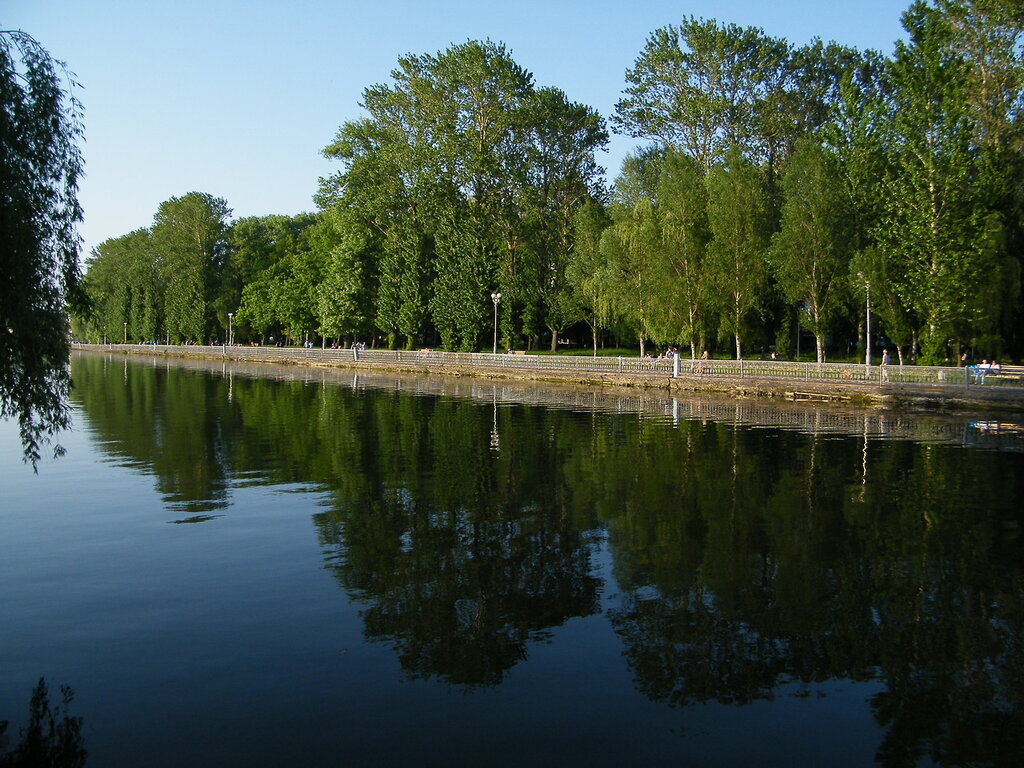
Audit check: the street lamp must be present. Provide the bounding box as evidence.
[864,282,872,368]
[491,292,502,354]
[123,322,127,344]
[228,312,234,347]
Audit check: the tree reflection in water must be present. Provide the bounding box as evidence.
[71,352,1024,764]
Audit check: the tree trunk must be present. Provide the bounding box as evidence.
[816,333,826,363]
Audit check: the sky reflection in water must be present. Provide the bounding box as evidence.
[1,351,1022,767]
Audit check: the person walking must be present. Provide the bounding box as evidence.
[881,348,891,382]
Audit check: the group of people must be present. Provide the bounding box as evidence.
[971,359,1002,383]
[642,347,681,360]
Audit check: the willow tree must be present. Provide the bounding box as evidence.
[1,30,86,465]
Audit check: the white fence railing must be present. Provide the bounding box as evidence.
[74,344,1024,391]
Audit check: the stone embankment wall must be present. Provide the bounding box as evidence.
[73,344,1024,415]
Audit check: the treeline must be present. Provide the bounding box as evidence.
[76,1,1024,363]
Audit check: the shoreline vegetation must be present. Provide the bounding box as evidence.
[75,3,1024,376]
[74,344,1024,417]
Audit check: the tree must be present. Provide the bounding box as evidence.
[873,1,1005,362]
[601,150,663,356]
[771,138,853,362]
[704,148,772,360]
[322,40,607,352]
[567,200,615,355]
[614,18,794,173]
[151,192,231,343]
[654,149,711,358]
[82,229,157,343]
[512,87,608,350]
[1,30,86,466]
[223,213,317,341]
[315,212,372,343]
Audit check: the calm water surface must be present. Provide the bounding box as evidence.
[2,351,1023,767]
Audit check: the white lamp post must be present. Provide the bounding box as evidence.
[123,322,127,344]
[491,292,501,354]
[228,312,234,347]
[864,282,872,368]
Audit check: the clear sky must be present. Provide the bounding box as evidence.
[5,0,910,257]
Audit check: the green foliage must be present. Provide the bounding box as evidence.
[614,17,822,176]
[653,149,711,357]
[770,138,853,362]
[871,1,1010,362]
[601,150,663,355]
[320,39,607,351]
[705,148,772,359]
[0,31,86,466]
[567,200,616,354]
[152,192,231,343]
[316,213,372,341]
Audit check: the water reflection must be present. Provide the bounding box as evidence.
[69,350,1024,764]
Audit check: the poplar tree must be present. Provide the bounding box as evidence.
[601,150,662,356]
[152,192,231,343]
[567,201,616,355]
[704,149,772,360]
[874,1,1002,362]
[654,149,711,359]
[771,139,853,362]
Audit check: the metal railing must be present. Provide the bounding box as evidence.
[74,343,1024,391]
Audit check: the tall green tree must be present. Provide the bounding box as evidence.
[874,1,1003,362]
[704,149,772,359]
[511,87,608,349]
[1,30,86,465]
[322,97,433,348]
[771,138,853,362]
[151,192,231,343]
[653,149,711,358]
[82,229,158,343]
[321,40,607,352]
[601,150,663,356]
[567,201,616,355]
[315,211,373,343]
[223,213,317,340]
[614,18,794,174]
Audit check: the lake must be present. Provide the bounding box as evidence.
[2,350,1022,767]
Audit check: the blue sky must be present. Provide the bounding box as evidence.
[6,0,910,256]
